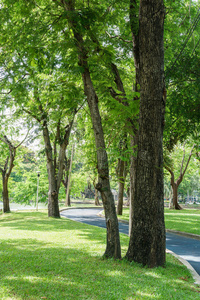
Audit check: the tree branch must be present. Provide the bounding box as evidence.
[23,108,41,123]
[182,144,195,178]
[105,31,132,43]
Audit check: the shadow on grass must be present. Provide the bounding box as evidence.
[0,212,108,249]
[0,211,200,299]
[1,238,199,300]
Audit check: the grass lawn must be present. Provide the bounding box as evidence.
[119,208,200,236]
[0,211,200,299]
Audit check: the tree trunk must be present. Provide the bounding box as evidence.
[0,136,19,214]
[117,159,125,215]
[126,0,166,267]
[94,188,100,206]
[129,133,138,236]
[62,156,70,206]
[63,1,121,259]
[43,123,60,218]
[84,70,121,258]
[2,175,10,213]
[65,146,74,206]
[128,0,140,236]
[171,183,182,210]
[42,112,73,217]
[126,186,130,206]
[66,191,71,207]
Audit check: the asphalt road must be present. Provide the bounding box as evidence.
[60,207,200,276]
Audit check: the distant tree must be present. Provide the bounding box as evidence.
[0,134,27,213]
[164,143,195,209]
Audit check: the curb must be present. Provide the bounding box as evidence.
[104,213,200,285]
[166,229,200,240]
[117,218,200,286]
[60,206,101,212]
[166,249,200,285]
[61,208,200,285]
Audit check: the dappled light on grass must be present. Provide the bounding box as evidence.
[0,211,200,299]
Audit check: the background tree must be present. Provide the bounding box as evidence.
[164,142,197,209]
[164,1,200,151]
[0,126,28,213]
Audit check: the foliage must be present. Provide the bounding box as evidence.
[164,0,200,150]
[9,154,49,205]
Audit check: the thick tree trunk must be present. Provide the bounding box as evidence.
[2,175,10,213]
[63,1,121,259]
[126,0,166,267]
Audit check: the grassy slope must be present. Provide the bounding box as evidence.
[0,211,200,300]
[119,208,200,236]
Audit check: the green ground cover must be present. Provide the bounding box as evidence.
[119,208,200,236]
[0,211,200,299]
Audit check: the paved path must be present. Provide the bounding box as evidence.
[60,207,200,278]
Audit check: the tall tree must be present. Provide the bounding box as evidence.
[126,0,166,267]
[58,0,121,259]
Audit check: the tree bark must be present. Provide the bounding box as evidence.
[128,0,140,236]
[126,0,166,267]
[116,158,125,215]
[63,0,121,259]
[62,156,71,206]
[43,122,60,218]
[65,145,74,206]
[171,183,182,210]
[0,136,20,213]
[83,70,121,258]
[94,188,100,206]
[129,133,138,235]
[2,174,10,213]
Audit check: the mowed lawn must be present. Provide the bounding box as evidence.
[164,209,200,236]
[0,211,200,300]
[120,208,200,236]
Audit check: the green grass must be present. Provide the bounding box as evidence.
[119,208,200,236]
[164,209,200,236]
[0,211,200,299]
